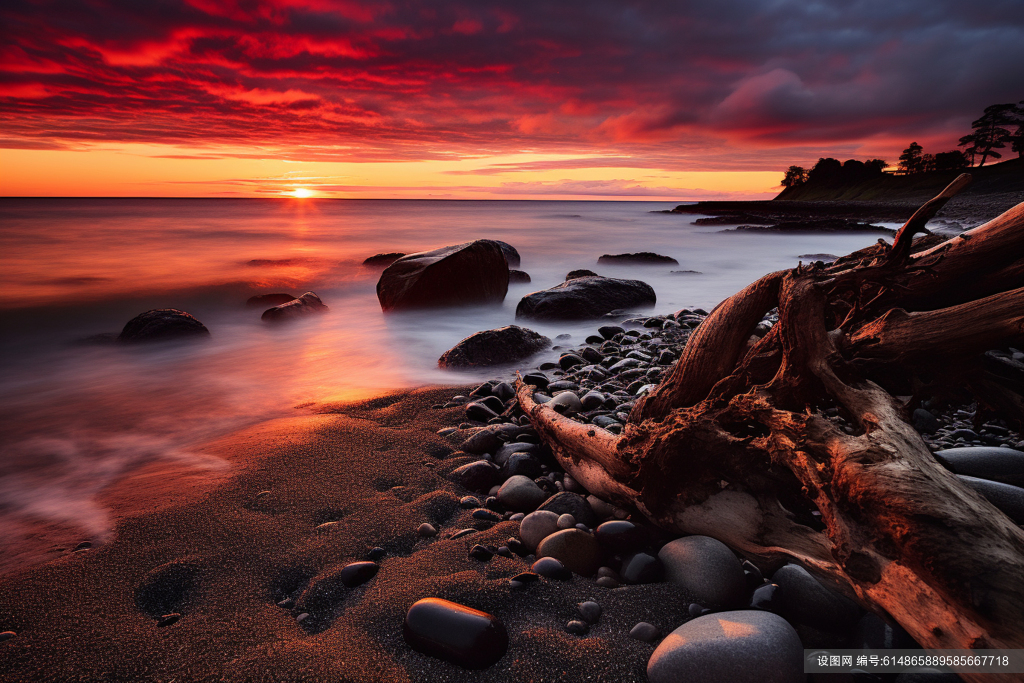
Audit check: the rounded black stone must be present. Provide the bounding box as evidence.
[469,544,494,561]
[339,561,379,588]
[531,557,571,580]
[522,372,550,390]
[403,598,509,669]
[367,547,386,561]
[506,538,529,557]
[620,552,664,584]
[472,508,502,523]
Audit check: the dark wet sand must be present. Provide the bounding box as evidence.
[0,387,696,682]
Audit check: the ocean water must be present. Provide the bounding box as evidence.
[0,198,910,561]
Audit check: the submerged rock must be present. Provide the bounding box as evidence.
[509,269,532,284]
[261,291,328,322]
[377,240,509,311]
[566,269,599,280]
[438,325,550,368]
[516,276,656,320]
[118,309,210,343]
[598,252,679,265]
[403,598,509,669]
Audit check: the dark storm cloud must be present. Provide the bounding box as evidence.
[1,0,1021,166]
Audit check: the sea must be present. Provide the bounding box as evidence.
[0,198,910,563]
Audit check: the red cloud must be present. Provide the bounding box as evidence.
[0,0,1021,169]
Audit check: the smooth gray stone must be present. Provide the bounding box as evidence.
[630,622,659,642]
[497,475,548,513]
[956,475,1024,524]
[772,564,860,633]
[658,536,747,608]
[647,610,803,683]
[519,510,560,551]
[549,391,583,417]
[934,447,1024,487]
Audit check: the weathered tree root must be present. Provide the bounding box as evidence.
[517,176,1024,682]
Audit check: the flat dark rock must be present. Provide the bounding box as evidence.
[516,276,656,321]
[246,293,296,308]
[720,219,895,234]
[403,598,509,669]
[363,252,407,267]
[261,291,328,322]
[598,252,679,265]
[118,309,210,343]
[693,214,775,226]
[438,325,550,368]
[377,240,508,311]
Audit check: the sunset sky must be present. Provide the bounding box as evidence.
[2,0,1022,199]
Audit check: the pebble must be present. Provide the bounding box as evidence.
[658,535,747,608]
[578,600,602,624]
[750,583,780,612]
[512,572,540,583]
[339,561,379,588]
[472,508,503,522]
[629,622,659,642]
[418,523,437,537]
[497,475,548,512]
[404,598,509,669]
[620,552,664,584]
[538,492,598,527]
[295,613,310,623]
[0,631,15,642]
[519,510,560,551]
[549,391,583,417]
[450,460,499,493]
[451,528,477,540]
[536,528,603,576]
[531,557,572,580]
[367,547,386,561]
[469,544,494,561]
[508,512,525,522]
[556,513,577,529]
[506,538,529,556]
[277,598,294,608]
[647,610,804,683]
[566,620,589,635]
[596,576,620,588]
[460,496,482,508]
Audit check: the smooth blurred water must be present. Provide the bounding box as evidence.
[0,197,908,553]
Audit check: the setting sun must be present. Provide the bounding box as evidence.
[288,188,314,198]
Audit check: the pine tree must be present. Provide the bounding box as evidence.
[898,142,924,175]
[959,103,1017,167]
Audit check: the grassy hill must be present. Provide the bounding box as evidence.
[774,157,1023,202]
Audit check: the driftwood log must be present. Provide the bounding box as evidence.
[516,175,1024,682]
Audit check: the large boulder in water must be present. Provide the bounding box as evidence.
[118,309,210,343]
[516,275,655,320]
[438,325,550,368]
[261,291,328,322]
[377,240,509,311]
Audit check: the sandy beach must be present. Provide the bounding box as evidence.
[0,386,701,682]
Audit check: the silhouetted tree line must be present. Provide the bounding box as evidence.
[782,100,1024,187]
